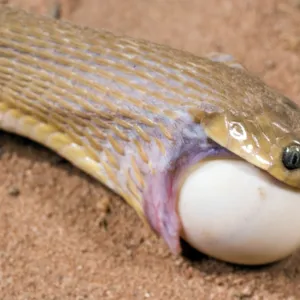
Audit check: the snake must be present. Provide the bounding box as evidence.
[1,7,300,264]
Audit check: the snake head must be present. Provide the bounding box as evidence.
[190,62,300,189]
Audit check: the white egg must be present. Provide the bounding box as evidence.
[178,158,300,265]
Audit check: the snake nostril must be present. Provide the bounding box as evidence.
[282,144,300,170]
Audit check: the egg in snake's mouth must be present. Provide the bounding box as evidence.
[143,121,300,265]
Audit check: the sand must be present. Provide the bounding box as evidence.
[1,0,300,299]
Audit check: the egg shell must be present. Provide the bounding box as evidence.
[178,158,300,265]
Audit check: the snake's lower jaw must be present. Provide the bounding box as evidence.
[178,158,300,266]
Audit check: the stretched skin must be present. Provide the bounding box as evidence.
[0,7,299,254]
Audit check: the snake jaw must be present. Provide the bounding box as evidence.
[142,136,232,254]
[200,108,300,189]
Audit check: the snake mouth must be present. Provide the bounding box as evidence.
[192,107,300,190]
[204,124,300,189]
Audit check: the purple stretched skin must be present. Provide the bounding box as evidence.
[142,123,233,254]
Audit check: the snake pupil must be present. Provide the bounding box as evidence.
[282,144,300,170]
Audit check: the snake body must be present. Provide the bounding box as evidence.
[1,7,300,254]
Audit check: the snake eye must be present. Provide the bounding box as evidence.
[282,144,300,170]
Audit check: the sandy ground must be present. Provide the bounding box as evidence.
[1,0,300,299]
